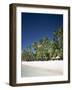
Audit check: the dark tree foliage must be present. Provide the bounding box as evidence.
[22,27,63,61]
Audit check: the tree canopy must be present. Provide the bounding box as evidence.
[22,27,63,61]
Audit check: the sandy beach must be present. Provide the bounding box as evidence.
[21,60,63,77]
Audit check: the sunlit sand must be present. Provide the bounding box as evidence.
[21,60,63,77]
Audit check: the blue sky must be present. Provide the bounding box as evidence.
[21,12,63,50]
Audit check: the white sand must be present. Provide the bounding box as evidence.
[22,60,63,71]
[21,60,63,77]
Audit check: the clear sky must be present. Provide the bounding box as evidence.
[21,12,63,50]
